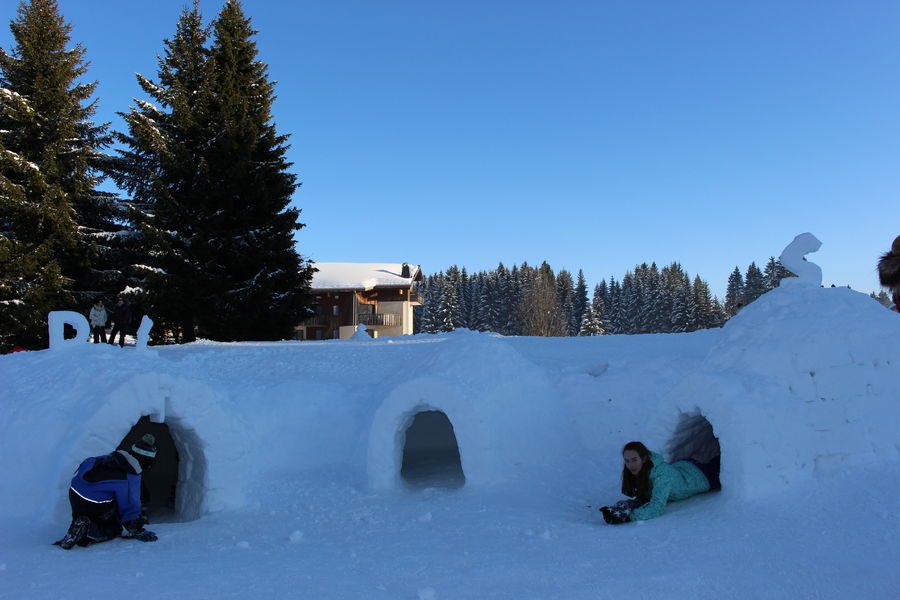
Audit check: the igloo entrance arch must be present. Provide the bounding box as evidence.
[664,411,721,465]
[367,379,488,490]
[400,410,465,488]
[118,415,207,522]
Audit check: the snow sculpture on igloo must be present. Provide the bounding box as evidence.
[645,234,900,499]
[778,232,822,287]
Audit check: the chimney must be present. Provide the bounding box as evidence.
[401,263,411,278]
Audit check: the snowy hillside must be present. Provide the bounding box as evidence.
[1,283,898,599]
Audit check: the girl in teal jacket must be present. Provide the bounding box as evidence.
[600,441,720,524]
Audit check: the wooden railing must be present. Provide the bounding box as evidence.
[357,312,401,327]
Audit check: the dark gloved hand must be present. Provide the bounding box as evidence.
[606,511,630,525]
[122,519,158,542]
[599,506,613,524]
[133,529,158,542]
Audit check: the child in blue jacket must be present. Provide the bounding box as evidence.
[56,434,159,549]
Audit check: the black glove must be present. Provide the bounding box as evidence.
[122,519,158,542]
[599,506,613,524]
[133,530,158,542]
[606,510,630,525]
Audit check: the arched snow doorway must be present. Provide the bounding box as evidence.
[400,410,465,488]
[664,411,721,485]
[118,415,206,522]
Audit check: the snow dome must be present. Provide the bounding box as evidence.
[645,283,900,499]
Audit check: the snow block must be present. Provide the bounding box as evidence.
[135,315,154,353]
[48,311,90,349]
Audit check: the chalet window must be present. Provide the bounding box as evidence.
[332,305,339,317]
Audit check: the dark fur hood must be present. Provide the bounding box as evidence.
[878,250,900,290]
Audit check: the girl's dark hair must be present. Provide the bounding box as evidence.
[621,441,653,502]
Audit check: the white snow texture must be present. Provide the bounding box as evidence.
[1,246,899,599]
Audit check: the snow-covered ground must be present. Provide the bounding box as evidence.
[1,282,899,599]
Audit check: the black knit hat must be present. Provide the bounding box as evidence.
[131,433,157,459]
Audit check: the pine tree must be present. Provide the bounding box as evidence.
[763,256,793,290]
[743,262,766,305]
[417,275,441,333]
[519,262,564,336]
[113,1,212,342]
[592,282,607,334]
[436,275,458,333]
[606,277,624,334]
[578,303,604,335]
[0,96,73,350]
[692,276,714,329]
[724,266,744,316]
[573,269,588,335]
[556,269,576,336]
[1,0,120,348]
[194,0,314,340]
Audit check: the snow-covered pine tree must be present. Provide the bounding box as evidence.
[417,275,442,333]
[503,264,523,336]
[556,269,576,336]
[724,266,744,316]
[620,272,639,334]
[605,277,624,334]
[436,276,458,333]
[196,0,314,340]
[0,0,122,325]
[670,284,689,333]
[573,270,588,335]
[709,296,727,327]
[763,256,793,290]
[113,1,212,342]
[577,303,604,336]
[592,282,607,334]
[692,276,714,330]
[0,89,74,350]
[743,262,766,305]
[467,272,485,331]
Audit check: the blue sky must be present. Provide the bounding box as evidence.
[3,1,899,297]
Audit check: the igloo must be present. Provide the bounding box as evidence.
[366,332,575,490]
[48,372,246,523]
[645,283,900,499]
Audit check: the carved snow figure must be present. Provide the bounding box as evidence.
[778,232,822,287]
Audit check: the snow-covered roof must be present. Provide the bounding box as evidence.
[311,262,422,291]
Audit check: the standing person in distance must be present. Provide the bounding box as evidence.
[107,297,132,347]
[88,299,108,343]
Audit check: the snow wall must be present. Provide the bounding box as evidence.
[1,283,899,525]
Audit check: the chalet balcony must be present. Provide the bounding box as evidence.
[357,312,401,327]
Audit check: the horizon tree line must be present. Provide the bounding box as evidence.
[416,258,796,337]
